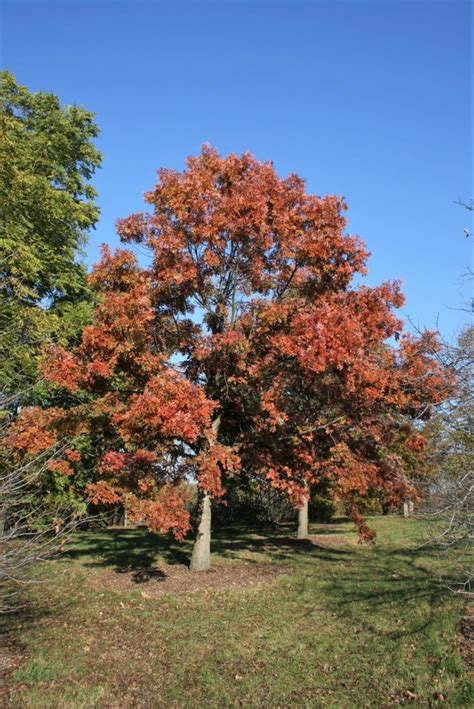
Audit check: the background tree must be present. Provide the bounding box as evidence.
[0,73,101,584]
[0,428,78,611]
[411,331,473,591]
[0,71,101,405]
[420,202,473,594]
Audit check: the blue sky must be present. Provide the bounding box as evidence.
[2,0,472,338]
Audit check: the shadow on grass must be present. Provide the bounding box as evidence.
[0,583,64,686]
[210,531,351,563]
[317,548,460,640]
[116,565,167,584]
[64,523,350,581]
[64,522,458,636]
[60,523,466,650]
[65,527,190,574]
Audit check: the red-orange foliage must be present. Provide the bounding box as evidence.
[6,147,453,541]
[6,247,216,539]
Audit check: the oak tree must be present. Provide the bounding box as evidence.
[116,146,449,556]
[7,147,451,570]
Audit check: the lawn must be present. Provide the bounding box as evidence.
[2,516,472,707]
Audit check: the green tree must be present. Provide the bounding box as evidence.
[0,71,101,403]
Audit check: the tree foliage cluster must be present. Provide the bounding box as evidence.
[0,70,101,404]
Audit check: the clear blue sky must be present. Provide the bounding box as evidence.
[2,0,472,338]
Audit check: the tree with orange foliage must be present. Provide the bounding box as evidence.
[6,146,451,570]
[237,291,450,538]
[116,146,450,556]
[5,247,215,545]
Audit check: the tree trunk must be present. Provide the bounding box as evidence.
[0,503,6,536]
[190,492,211,572]
[189,415,220,572]
[297,496,309,539]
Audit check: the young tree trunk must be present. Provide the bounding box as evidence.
[190,492,212,572]
[297,496,309,539]
[0,503,6,536]
[189,415,221,572]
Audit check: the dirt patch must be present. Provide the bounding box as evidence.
[85,561,289,597]
[459,603,474,675]
[307,534,355,549]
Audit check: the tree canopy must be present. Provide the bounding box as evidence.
[0,70,101,303]
[6,146,451,568]
[0,71,101,402]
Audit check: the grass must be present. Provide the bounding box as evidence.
[2,516,473,708]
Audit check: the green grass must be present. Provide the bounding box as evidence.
[3,517,473,708]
